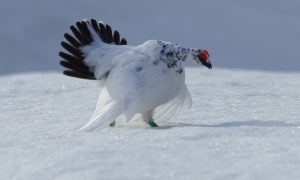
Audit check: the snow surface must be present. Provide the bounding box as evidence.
[1,68,300,180]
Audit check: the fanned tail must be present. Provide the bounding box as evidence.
[59,19,127,80]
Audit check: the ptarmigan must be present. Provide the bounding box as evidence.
[59,19,212,131]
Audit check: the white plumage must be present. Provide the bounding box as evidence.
[59,19,212,130]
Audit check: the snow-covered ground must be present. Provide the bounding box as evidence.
[1,68,300,180]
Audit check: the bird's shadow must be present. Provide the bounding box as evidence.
[155,120,300,129]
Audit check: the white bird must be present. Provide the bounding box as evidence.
[59,19,212,131]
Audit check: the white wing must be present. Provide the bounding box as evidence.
[79,87,122,131]
[153,86,192,122]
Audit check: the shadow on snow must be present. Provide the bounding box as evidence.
[158,120,300,129]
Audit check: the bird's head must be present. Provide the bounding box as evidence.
[194,49,212,69]
[157,40,212,69]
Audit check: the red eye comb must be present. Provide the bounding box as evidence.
[198,49,210,61]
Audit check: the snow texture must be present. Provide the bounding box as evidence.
[1,68,300,180]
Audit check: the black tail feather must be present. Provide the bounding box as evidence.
[91,19,100,34]
[99,23,107,42]
[59,52,84,66]
[59,19,128,80]
[81,21,93,42]
[113,31,120,45]
[105,24,113,43]
[70,25,87,45]
[63,70,96,80]
[120,38,127,45]
[75,22,92,44]
[60,61,91,74]
[61,41,83,58]
[64,33,81,48]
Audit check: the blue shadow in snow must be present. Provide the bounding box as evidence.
[161,120,300,129]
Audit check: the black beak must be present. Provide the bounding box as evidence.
[204,61,212,69]
[199,58,212,69]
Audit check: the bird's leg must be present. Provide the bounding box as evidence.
[110,121,116,127]
[148,121,158,127]
[142,111,158,128]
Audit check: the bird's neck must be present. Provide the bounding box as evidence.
[158,40,197,68]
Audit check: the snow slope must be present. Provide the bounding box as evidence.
[1,68,300,180]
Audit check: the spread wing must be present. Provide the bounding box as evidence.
[59,19,127,80]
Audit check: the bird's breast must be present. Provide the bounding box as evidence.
[104,49,186,112]
[137,64,185,111]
